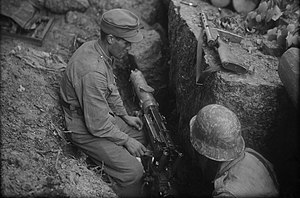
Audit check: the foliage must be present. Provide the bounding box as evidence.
[265,23,299,49]
[245,0,299,49]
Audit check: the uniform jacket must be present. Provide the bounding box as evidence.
[213,148,279,197]
[60,40,129,145]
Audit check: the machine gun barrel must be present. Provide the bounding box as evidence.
[200,12,218,47]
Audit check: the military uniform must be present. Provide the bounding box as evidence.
[60,8,147,197]
[190,104,279,197]
[213,148,279,197]
[60,39,146,190]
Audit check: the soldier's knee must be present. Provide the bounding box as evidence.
[122,161,144,185]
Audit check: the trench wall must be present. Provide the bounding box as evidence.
[167,0,299,193]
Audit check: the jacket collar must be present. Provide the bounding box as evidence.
[94,40,114,66]
[214,151,245,181]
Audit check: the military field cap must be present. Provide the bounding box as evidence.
[100,8,143,43]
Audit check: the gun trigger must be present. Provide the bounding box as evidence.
[139,85,154,93]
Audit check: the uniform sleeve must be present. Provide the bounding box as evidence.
[80,72,129,145]
[107,83,128,116]
[213,189,236,197]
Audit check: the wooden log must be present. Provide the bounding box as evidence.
[278,47,299,107]
[232,0,260,14]
[210,0,231,8]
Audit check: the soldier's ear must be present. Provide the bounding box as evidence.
[107,34,114,45]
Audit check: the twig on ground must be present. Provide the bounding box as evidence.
[90,161,105,177]
[55,149,61,170]
[35,148,60,154]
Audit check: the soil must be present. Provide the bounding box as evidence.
[1,0,299,197]
[0,38,117,197]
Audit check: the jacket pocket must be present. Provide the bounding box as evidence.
[107,83,116,97]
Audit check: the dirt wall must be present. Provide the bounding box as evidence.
[168,0,299,196]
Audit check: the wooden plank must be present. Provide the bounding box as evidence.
[0,17,54,46]
[40,17,54,40]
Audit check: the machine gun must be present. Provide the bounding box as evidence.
[130,69,183,197]
[196,12,247,85]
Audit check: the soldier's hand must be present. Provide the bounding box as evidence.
[124,137,147,157]
[121,115,143,130]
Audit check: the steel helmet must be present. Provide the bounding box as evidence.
[190,104,245,161]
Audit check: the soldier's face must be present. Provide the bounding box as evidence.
[110,36,131,59]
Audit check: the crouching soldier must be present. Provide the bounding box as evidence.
[189,104,279,197]
[60,8,148,198]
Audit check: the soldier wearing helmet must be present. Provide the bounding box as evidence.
[189,104,279,197]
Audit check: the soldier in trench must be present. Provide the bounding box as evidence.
[189,104,279,197]
[60,8,148,198]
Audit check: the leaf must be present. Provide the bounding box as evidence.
[246,14,252,21]
[265,8,274,22]
[267,27,277,41]
[281,28,288,38]
[267,27,277,35]
[286,32,295,47]
[248,11,257,19]
[267,27,278,41]
[257,1,268,13]
[267,0,272,9]
[276,29,282,40]
[271,5,282,21]
[260,11,266,20]
[256,14,262,23]
[287,24,295,33]
[291,35,299,46]
[277,32,286,47]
